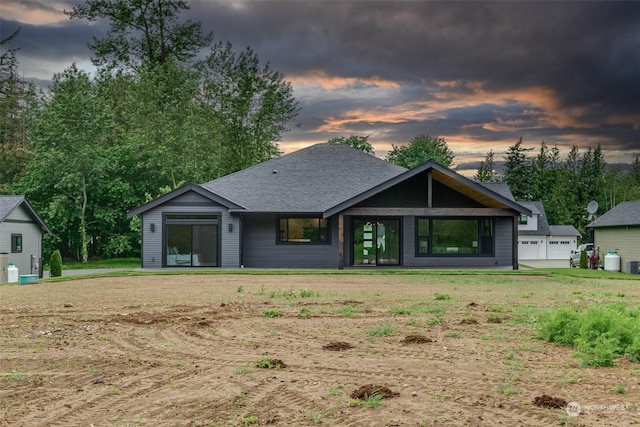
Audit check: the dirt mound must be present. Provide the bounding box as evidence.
[322,341,354,351]
[533,394,567,409]
[467,302,479,307]
[459,318,479,324]
[400,334,433,345]
[350,384,399,399]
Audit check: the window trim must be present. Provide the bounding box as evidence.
[11,234,22,253]
[415,217,495,257]
[276,215,331,245]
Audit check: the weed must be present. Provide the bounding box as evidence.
[444,332,460,338]
[263,310,283,318]
[305,408,330,424]
[109,384,122,395]
[426,317,444,325]
[234,365,250,375]
[434,293,452,301]
[132,419,148,425]
[490,305,504,312]
[0,370,27,381]
[364,393,384,408]
[617,292,626,298]
[334,305,357,317]
[328,385,343,396]
[348,399,362,407]
[299,289,316,298]
[389,306,411,315]
[612,385,626,394]
[237,285,244,293]
[242,415,259,425]
[298,307,311,319]
[368,322,395,337]
[498,383,517,395]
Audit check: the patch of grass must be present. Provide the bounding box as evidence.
[364,393,384,408]
[368,322,395,337]
[0,370,27,381]
[263,310,284,318]
[333,305,358,317]
[434,293,452,301]
[242,415,259,425]
[612,385,626,394]
[388,306,411,315]
[444,332,460,338]
[298,307,311,319]
[236,285,244,293]
[426,317,444,325]
[498,383,518,395]
[536,303,640,366]
[328,385,343,396]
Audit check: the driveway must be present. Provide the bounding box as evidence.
[519,259,569,269]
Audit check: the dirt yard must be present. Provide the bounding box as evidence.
[1,273,639,426]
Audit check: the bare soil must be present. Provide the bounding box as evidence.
[1,273,639,426]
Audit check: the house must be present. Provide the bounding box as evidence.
[517,201,580,261]
[0,195,51,277]
[587,199,640,272]
[127,143,531,269]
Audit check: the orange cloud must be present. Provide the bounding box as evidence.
[1,2,68,25]
[289,71,400,91]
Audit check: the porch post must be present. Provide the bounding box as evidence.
[338,213,344,270]
[513,215,519,270]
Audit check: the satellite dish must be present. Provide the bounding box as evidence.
[586,200,599,221]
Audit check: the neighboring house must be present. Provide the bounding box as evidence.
[587,199,640,271]
[128,144,531,269]
[517,201,580,260]
[0,195,51,276]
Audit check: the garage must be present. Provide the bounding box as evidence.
[518,240,541,259]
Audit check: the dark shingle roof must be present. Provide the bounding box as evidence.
[0,195,51,233]
[478,182,516,201]
[587,199,640,228]
[202,143,407,213]
[518,201,551,235]
[549,225,581,237]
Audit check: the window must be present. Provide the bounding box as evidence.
[519,215,528,225]
[279,217,328,243]
[164,214,219,267]
[11,234,22,253]
[416,218,494,256]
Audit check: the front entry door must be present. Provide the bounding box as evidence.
[353,219,401,266]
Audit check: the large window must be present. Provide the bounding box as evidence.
[416,218,494,256]
[165,214,219,267]
[11,234,22,253]
[279,217,329,243]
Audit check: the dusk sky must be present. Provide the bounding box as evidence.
[2,0,639,173]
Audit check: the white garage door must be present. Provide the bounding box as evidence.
[519,240,540,259]
[548,240,572,260]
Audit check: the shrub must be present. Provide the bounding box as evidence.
[49,250,62,277]
[537,303,640,366]
[579,249,588,269]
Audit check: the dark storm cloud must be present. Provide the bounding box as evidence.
[3,0,639,161]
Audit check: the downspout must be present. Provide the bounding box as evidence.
[239,214,244,268]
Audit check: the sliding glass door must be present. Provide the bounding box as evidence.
[165,215,218,267]
[353,218,401,266]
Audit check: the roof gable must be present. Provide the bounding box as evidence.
[0,195,52,234]
[518,201,551,235]
[324,160,531,217]
[127,183,244,218]
[588,199,640,228]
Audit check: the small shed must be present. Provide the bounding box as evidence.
[0,195,51,278]
[587,199,640,272]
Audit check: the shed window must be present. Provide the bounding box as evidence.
[279,217,329,243]
[11,234,22,253]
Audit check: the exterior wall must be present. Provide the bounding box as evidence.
[0,204,43,275]
[594,226,640,270]
[140,191,240,268]
[401,216,515,268]
[242,214,339,268]
[518,214,539,231]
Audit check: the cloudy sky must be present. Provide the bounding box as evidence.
[2,0,639,173]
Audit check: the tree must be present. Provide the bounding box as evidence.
[197,43,299,174]
[66,0,213,70]
[386,134,454,169]
[18,65,135,262]
[474,150,498,182]
[502,137,534,200]
[327,135,374,154]
[0,28,39,192]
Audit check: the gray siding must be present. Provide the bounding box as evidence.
[0,205,43,275]
[400,216,514,268]
[594,227,640,270]
[242,214,339,268]
[140,191,240,268]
